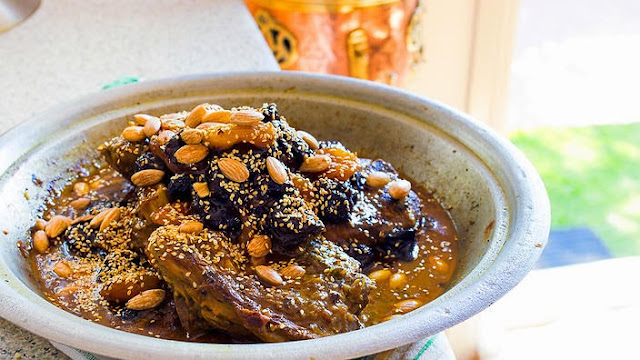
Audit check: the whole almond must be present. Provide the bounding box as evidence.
[89,208,110,229]
[230,109,263,127]
[255,265,283,286]
[53,262,73,278]
[143,116,162,137]
[45,215,71,238]
[126,289,166,310]
[33,230,50,253]
[99,207,121,232]
[388,179,411,200]
[122,126,146,142]
[366,171,391,188]
[192,182,210,198]
[202,109,232,123]
[131,169,165,187]
[174,144,209,164]
[297,130,319,150]
[247,235,271,258]
[184,103,209,128]
[72,214,95,225]
[218,158,249,182]
[180,129,204,145]
[179,220,204,234]
[266,157,288,185]
[34,219,47,230]
[69,197,91,209]
[299,155,331,173]
[280,264,306,279]
[133,113,156,125]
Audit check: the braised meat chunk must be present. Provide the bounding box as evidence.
[147,225,373,342]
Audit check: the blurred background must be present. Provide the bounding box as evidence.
[1,0,638,359]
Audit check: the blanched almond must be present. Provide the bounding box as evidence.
[122,126,146,142]
[394,299,422,313]
[230,109,263,127]
[388,179,411,200]
[69,197,91,209]
[174,144,209,164]
[218,158,249,182]
[255,265,283,286]
[33,230,49,253]
[389,272,407,289]
[126,289,166,310]
[247,235,271,258]
[179,220,204,233]
[368,269,392,282]
[266,157,288,185]
[131,169,165,187]
[73,182,90,196]
[156,130,175,145]
[366,171,391,188]
[143,116,162,137]
[297,130,319,150]
[299,155,331,173]
[160,119,185,131]
[99,207,121,232]
[44,215,71,238]
[280,264,305,279]
[192,182,210,198]
[53,262,73,278]
[180,129,204,144]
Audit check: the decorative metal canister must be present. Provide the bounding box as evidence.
[245,0,422,85]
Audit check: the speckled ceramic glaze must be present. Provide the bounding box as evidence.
[0,72,550,360]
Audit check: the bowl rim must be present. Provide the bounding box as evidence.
[0,71,550,359]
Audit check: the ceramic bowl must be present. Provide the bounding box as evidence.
[0,72,550,359]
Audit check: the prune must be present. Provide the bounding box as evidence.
[99,249,140,281]
[167,174,192,201]
[63,222,97,255]
[266,195,324,254]
[313,178,354,223]
[269,123,311,169]
[134,152,166,173]
[367,159,396,174]
[349,171,367,190]
[119,308,141,321]
[261,103,280,122]
[192,195,242,240]
[345,243,375,271]
[376,228,419,261]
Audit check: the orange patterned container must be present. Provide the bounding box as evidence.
[245,0,422,85]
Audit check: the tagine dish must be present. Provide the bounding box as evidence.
[24,103,458,343]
